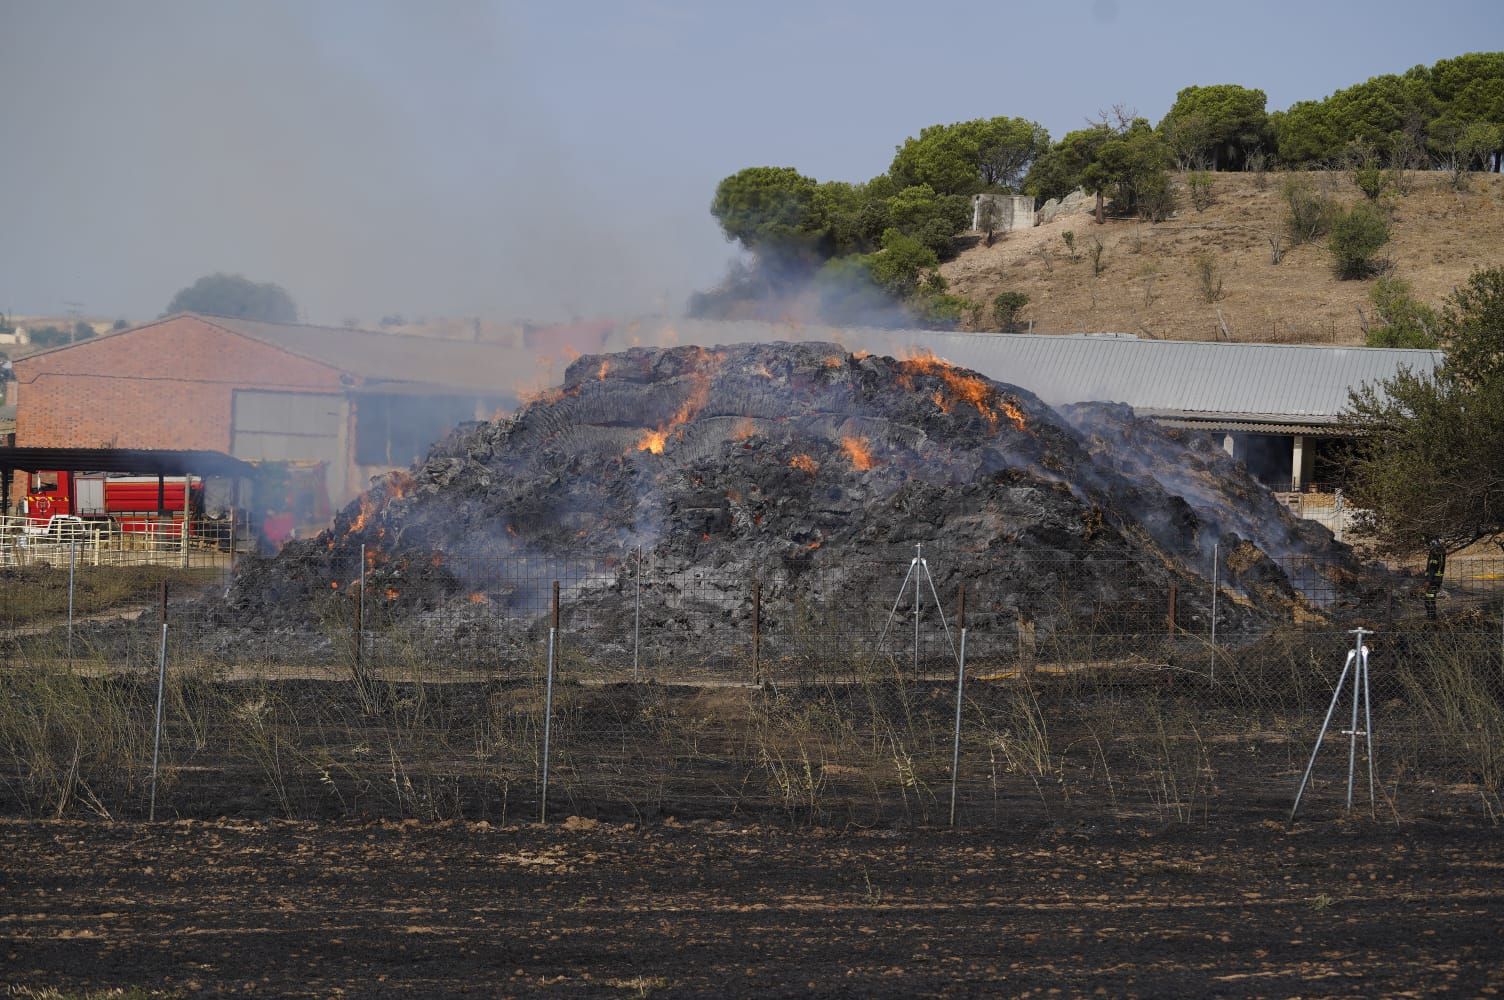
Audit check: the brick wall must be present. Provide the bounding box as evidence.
[12,315,344,451]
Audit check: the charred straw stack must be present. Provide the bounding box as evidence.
[222,341,1379,645]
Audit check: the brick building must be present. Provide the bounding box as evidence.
[10,313,523,512]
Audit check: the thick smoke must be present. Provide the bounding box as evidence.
[0,3,728,324]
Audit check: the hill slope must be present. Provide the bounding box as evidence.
[942,171,1504,344]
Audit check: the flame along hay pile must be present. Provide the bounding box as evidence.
[224,341,1373,653]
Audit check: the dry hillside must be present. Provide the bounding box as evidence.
[942,170,1504,344]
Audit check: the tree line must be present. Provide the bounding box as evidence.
[693,52,1504,327]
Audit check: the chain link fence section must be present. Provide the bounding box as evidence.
[1,549,1501,826]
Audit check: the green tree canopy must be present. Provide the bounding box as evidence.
[1346,267,1504,553]
[890,117,1049,195]
[1022,125,1114,204]
[165,273,298,323]
[883,184,970,259]
[709,167,828,264]
[1157,84,1269,170]
[1080,119,1171,217]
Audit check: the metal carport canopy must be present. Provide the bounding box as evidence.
[0,447,257,477]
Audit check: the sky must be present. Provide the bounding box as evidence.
[1,0,1500,326]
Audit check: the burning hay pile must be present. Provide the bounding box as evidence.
[225,341,1372,655]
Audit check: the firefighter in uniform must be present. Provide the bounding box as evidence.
[1423,538,1446,621]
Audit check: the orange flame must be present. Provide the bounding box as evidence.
[638,429,668,454]
[823,355,842,369]
[788,454,819,474]
[330,580,339,590]
[597,360,609,381]
[842,436,876,471]
[731,418,758,441]
[999,400,1026,432]
[350,495,377,533]
[468,592,489,605]
[384,588,400,601]
[633,348,721,455]
[900,349,1025,432]
[806,539,822,550]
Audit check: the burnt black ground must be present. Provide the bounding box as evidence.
[2,818,1501,998]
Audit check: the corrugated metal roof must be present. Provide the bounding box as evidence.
[194,315,526,398]
[605,321,1441,426]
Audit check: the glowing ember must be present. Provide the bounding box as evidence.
[806,540,822,550]
[385,470,415,499]
[788,454,819,474]
[469,592,490,605]
[330,581,339,590]
[841,436,876,471]
[384,588,400,601]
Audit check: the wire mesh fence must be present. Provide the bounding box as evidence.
[1,548,1502,827]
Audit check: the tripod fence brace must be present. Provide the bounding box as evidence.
[1290,627,1374,823]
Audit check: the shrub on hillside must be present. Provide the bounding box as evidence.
[1282,176,1336,245]
[1365,277,1439,348]
[992,291,1029,331]
[1329,203,1391,279]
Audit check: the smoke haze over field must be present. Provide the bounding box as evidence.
[1,0,1500,324]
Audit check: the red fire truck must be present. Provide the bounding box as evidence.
[19,471,203,535]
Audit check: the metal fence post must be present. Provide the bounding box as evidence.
[179,476,191,569]
[357,542,366,669]
[540,581,559,823]
[1210,542,1219,683]
[67,538,76,665]
[949,584,967,827]
[752,580,761,685]
[632,544,642,680]
[149,580,169,821]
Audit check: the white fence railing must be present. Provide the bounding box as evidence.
[0,515,236,569]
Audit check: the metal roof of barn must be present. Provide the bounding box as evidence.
[0,447,256,477]
[195,315,525,398]
[614,321,1443,430]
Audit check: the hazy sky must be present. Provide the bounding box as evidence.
[2,0,1500,325]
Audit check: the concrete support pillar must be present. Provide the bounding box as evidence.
[1221,433,1236,458]
[1290,435,1315,491]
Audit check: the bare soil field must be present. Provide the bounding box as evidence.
[1,817,1501,998]
[942,171,1504,344]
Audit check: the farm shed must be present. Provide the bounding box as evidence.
[9,313,523,513]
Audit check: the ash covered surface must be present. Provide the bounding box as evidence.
[222,341,1375,648]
